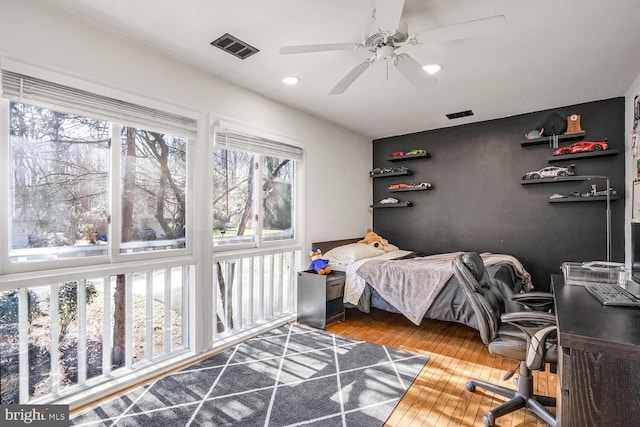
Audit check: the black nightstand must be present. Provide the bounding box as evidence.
[297,270,346,329]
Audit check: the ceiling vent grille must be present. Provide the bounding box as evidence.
[446,110,474,120]
[211,33,259,59]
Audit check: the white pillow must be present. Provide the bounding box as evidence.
[323,243,385,266]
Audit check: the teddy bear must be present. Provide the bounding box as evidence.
[358,228,390,251]
[309,248,331,275]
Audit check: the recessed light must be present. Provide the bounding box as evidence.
[423,64,442,75]
[282,76,299,85]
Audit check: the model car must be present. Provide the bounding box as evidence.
[406,149,426,155]
[391,166,410,172]
[549,193,567,199]
[378,197,399,204]
[369,167,393,176]
[388,183,408,189]
[552,140,608,156]
[406,182,432,189]
[522,165,575,180]
[390,151,405,157]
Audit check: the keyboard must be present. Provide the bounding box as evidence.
[585,282,640,307]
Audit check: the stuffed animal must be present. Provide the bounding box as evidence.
[358,228,389,251]
[309,248,331,275]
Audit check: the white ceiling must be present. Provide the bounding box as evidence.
[49,0,640,139]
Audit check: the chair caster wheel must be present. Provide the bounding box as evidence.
[465,382,476,392]
[483,414,495,426]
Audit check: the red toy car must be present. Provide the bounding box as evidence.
[552,140,608,156]
[388,183,408,189]
[390,151,405,157]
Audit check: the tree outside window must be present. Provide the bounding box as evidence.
[120,126,187,253]
[8,101,189,262]
[9,102,110,262]
[213,148,294,246]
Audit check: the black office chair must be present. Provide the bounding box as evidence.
[452,252,558,427]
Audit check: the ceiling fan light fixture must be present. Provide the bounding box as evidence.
[282,76,300,85]
[423,64,442,75]
[279,3,506,94]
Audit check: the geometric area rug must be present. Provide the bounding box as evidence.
[70,323,429,427]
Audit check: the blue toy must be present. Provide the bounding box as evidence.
[309,247,331,275]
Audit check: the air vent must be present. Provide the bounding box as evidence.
[446,110,474,120]
[210,33,259,59]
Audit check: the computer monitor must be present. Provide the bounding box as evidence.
[632,222,640,281]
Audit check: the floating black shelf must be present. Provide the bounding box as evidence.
[387,152,431,162]
[521,176,590,185]
[370,170,413,178]
[548,149,619,163]
[370,202,412,208]
[520,132,586,147]
[388,186,433,193]
[548,195,621,203]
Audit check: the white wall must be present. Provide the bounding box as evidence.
[0,0,372,255]
[625,72,640,269]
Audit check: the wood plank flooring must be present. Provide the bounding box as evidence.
[326,308,557,427]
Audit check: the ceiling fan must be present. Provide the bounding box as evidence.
[279,0,506,95]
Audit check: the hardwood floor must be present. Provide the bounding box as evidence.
[326,308,557,427]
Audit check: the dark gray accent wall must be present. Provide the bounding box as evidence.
[372,98,625,291]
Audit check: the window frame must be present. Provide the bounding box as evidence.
[0,62,198,274]
[211,118,303,253]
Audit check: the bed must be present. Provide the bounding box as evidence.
[313,238,532,330]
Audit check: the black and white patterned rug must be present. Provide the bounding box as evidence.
[71,323,429,426]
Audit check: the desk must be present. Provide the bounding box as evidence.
[552,275,640,426]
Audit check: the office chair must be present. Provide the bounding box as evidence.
[452,252,557,427]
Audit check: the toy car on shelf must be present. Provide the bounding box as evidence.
[406,149,426,155]
[522,165,575,180]
[388,183,408,189]
[369,167,392,176]
[406,182,432,188]
[376,198,410,206]
[378,197,399,204]
[392,166,410,172]
[549,193,567,199]
[552,140,608,156]
[388,182,432,190]
[370,166,410,176]
[390,151,405,157]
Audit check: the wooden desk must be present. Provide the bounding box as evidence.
[552,275,640,426]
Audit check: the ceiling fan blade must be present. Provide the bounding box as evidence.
[416,15,506,44]
[374,0,405,33]
[394,54,436,88]
[279,43,362,55]
[329,59,374,95]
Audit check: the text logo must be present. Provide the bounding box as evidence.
[0,405,69,426]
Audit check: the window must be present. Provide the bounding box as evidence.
[120,126,187,253]
[212,124,302,248]
[2,69,197,266]
[262,155,294,242]
[9,102,110,262]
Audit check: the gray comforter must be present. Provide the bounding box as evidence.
[356,256,454,325]
[355,252,527,328]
